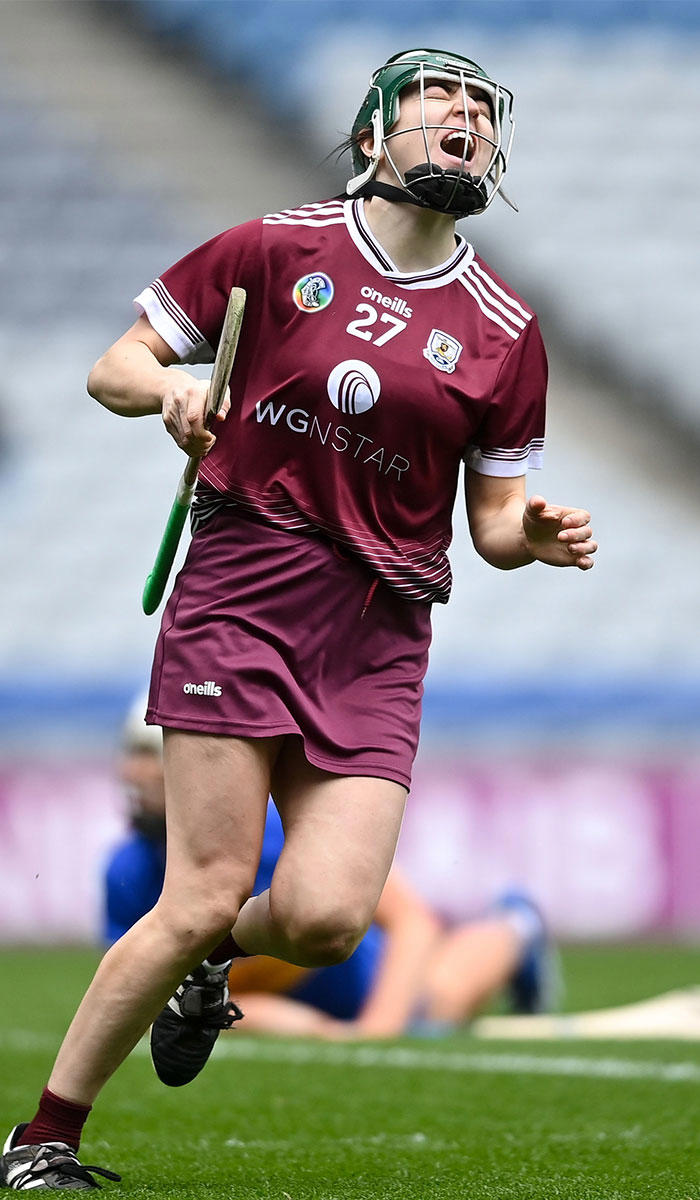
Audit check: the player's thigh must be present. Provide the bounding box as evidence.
[270,739,406,931]
[161,730,283,898]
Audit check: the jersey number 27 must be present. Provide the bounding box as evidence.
[346,304,407,347]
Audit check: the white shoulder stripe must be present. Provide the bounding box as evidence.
[457,275,520,340]
[469,261,533,322]
[264,202,344,221]
[293,201,345,212]
[263,211,345,222]
[264,200,344,215]
[262,216,346,228]
[464,265,527,331]
[297,200,345,211]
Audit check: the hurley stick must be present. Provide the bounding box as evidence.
[142,286,246,615]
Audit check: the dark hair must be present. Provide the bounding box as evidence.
[323,127,371,171]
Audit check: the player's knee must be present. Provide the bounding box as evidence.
[198,899,244,944]
[156,880,250,956]
[277,905,366,967]
[294,923,362,966]
[155,904,236,956]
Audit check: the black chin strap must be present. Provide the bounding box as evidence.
[348,167,487,220]
[352,180,430,211]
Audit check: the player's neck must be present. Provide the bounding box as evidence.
[362,196,458,272]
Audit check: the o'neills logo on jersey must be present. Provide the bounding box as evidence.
[423,328,463,374]
[360,286,413,319]
[183,680,222,697]
[327,360,380,414]
[293,272,334,312]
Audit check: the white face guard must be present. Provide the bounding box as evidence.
[348,59,516,217]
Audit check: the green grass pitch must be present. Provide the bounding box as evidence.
[0,944,698,1199]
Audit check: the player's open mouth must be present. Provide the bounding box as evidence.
[440,130,475,166]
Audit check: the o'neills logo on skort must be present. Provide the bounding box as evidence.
[183,680,222,696]
[293,272,334,312]
[327,359,380,415]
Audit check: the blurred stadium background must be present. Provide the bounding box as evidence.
[0,0,698,951]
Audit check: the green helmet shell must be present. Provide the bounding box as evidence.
[351,48,493,176]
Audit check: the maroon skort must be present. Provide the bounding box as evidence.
[146,513,433,789]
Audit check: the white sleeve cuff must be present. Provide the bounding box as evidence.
[465,440,544,476]
[133,284,214,365]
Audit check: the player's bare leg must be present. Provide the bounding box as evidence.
[224,992,350,1038]
[417,887,556,1026]
[148,738,406,1087]
[46,731,279,1105]
[231,738,406,967]
[420,918,523,1024]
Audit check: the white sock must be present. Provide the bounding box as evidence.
[202,957,232,974]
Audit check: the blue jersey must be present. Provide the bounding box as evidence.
[104,802,286,944]
[103,800,383,1017]
[104,832,166,945]
[251,801,285,894]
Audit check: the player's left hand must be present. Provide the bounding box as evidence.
[522,495,597,570]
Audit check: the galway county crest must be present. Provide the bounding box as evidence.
[423,328,463,374]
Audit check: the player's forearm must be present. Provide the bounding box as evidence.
[469,494,535,570]
[87,341,173,417]
[232,993,346,1038]
[355,911,442,1037]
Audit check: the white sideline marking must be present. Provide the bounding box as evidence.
[0,1031,59,1051]
[208,1037,700,1083]
[224,1132,440,1153]
[2,1030,699,1085]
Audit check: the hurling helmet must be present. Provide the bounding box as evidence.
[347,48,515,217]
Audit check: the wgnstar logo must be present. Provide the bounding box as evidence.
[327,360,381,415]
[293,272,334,313]
[183,680,222,697]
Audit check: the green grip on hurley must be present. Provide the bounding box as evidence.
[141,479,195,615]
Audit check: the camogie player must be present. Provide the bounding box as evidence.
[2,48,595,1190]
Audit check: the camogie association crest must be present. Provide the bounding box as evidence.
[293,272,334,313]
[423,328,463,374]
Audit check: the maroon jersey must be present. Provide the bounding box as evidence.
[134,197,546,604]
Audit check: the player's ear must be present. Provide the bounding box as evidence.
[356,125,374,163]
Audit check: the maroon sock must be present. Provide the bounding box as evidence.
[17,1087,91,1152]
[206,934,249,965]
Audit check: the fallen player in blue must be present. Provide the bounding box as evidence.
[107,697,557,1077]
